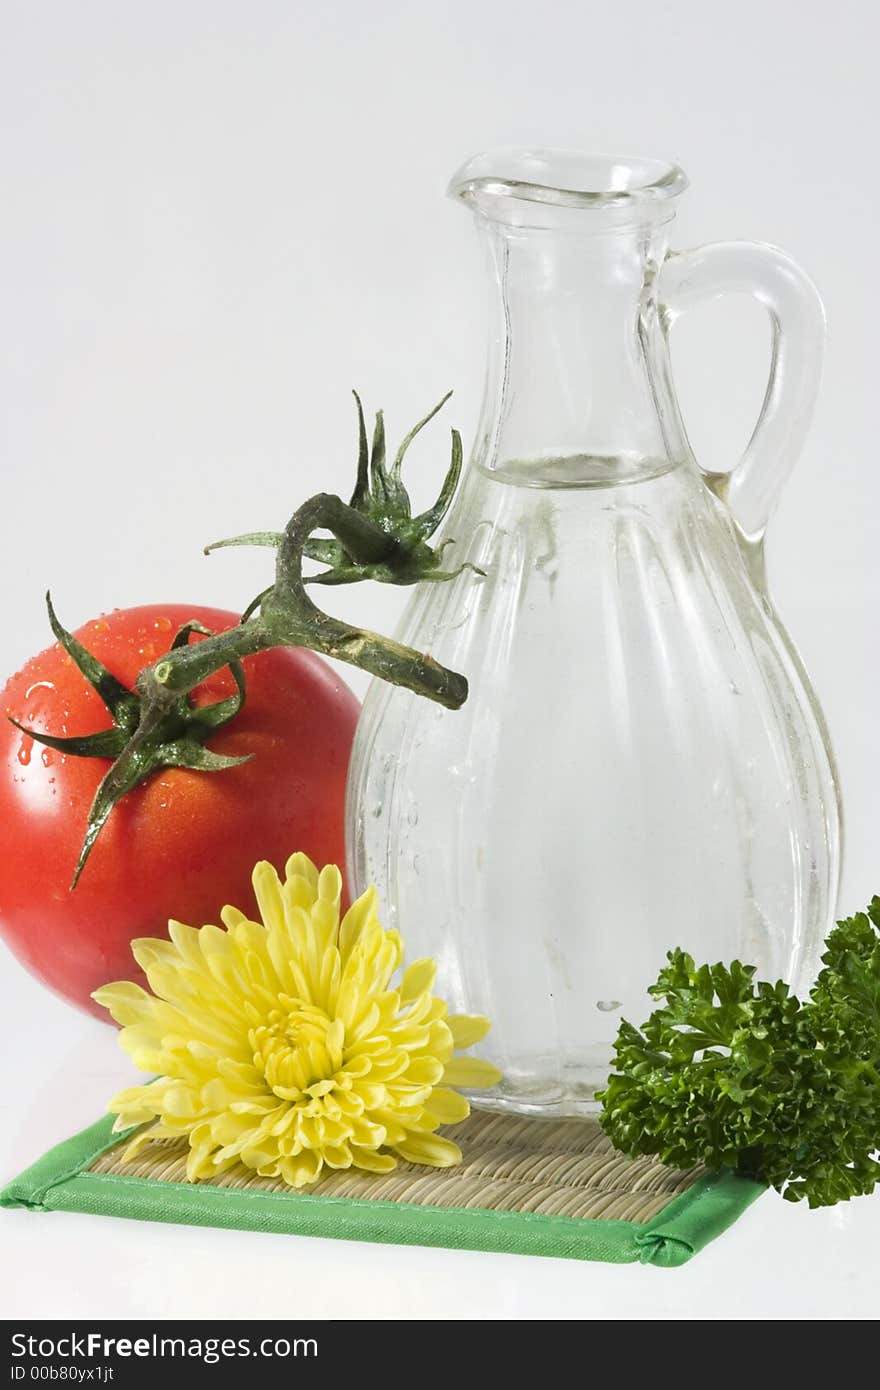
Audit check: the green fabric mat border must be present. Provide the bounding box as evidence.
[1,1113,764,1267]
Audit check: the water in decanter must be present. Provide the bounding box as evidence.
[349,452,838,1113]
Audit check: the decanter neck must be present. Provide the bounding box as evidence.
[451,149,688,483]
[478,219,676,479]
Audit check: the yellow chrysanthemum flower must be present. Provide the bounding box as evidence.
[94,853,501,1189]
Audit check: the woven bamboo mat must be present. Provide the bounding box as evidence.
[89,1109,703,1224]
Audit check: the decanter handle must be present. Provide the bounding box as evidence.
[657,242,825,542]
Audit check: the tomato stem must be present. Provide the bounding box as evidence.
[142,493,468,709]
[22,392,473,885]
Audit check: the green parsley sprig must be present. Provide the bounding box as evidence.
[598,899,880,1208]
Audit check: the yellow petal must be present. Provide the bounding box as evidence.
[119,1124,162,1159]
[317,863,343,905]
[108,1097,158,1129]
[167,920,207,968]
[186,1146,215,1182]
[338,886,378,959]
[401,1056,445,1086]
[350,1147,397,1175]
[308,899,341,986]
[442,1057,503,1088]
[91,980,153,1026]
[240,1142,280,1170]
[200,1077,229,1111]
[423,1087,471,1125]
[162,1085,202,1118]
[108,1081,166,1113]
[349,1117,387,1149]
[447,1014,491,1048]
[321,1143,353,1170]
[284,852,319,894]
[220,904,247,929]
[399,958,437,1003]
[393,1134,462,1167]
[252,861,286,933]
[280,1151,322,1188]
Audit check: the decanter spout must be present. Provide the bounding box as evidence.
[448,148,688,225]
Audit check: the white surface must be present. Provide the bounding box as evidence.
[1,0,878,1319]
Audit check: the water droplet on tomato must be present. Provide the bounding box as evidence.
[91,620,111,635]
[17,742,31,766]
[25,680,55,701]
[41,748,54,768]
[153,617,173,633]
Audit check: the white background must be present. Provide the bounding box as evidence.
[1,0,877,1319]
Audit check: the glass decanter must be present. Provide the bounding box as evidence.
[347,148,841,1115]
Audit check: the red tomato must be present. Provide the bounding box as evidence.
[0,604,360,1020]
